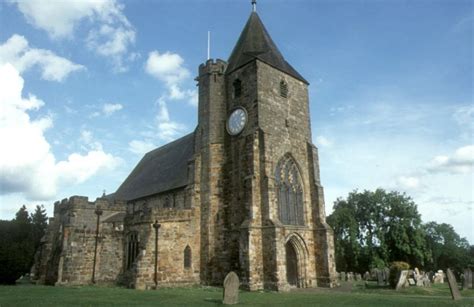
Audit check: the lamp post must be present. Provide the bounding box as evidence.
[91,207,103,284]
[152,220,161,288]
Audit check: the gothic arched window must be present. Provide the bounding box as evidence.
[233,79,242,98]
[275,154,304,225]
[127,232,139,269]
[184,245,192,269]
[280,80,288,98]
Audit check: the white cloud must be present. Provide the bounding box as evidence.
[128,140,156,155]
[428,145,474,174]
[102,103,123,116]
[315,135,333,148]
[128,98,186,154]
[10,0,136,72]
[156,98,186,142]
[396,176,421,190]
[0,63,119,200]
[145,51,197,106]
[0,34,84,82]
[453,105,474,127]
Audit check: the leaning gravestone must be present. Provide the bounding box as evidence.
[463,268,472,290]
[395,270,409,291]
[408,278,416,286]
[223,271,240,305]
[446,268,461,301]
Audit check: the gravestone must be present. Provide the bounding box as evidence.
[355,273,362,281]
[347,272,354,282]
[408,278,416,286]
[223,271,240,305]
[384,267,390,285]
[446,269,461,301]
[422,274,431,287]
[433,270,445,284]
[395,270,409,291]
[340,272,346,282]
[377,270,384,286]
[363,271,370,281]
[463,268,472,290]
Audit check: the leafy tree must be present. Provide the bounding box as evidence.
[328,189,429,273]
[423,222,471,272]
[0,205,48,284]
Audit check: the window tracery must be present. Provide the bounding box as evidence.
[276,154,304,225]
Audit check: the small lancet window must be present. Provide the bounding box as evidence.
[163,196,171,209]
[184,245,192,269]
[127,232,140,269]
[280,80,288,98]
[233,79,242,98]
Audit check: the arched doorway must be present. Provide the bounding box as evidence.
[285,241,298,286]
[285,234,309,288]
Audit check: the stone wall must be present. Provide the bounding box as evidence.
[32,196,126,286]
[121,188,200,289]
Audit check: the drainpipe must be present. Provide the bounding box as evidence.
[152,220,161,288]
[91,207,103,284]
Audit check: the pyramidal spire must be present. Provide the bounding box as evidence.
[226,9,308,84]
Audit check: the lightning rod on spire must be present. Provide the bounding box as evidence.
[252,0,257,12]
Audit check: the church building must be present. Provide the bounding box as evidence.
[32,4,337,291]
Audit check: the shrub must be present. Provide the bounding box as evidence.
[389,261,410,288]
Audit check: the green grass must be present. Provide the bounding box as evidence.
[0,282,473,307]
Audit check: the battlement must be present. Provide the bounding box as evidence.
[54,195,127,214]
[198,59,227,76]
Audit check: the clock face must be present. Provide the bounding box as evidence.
[227,107,247,135]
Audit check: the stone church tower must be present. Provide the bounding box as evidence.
[32,6,337,291]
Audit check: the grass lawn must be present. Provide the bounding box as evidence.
[0,282,473,306]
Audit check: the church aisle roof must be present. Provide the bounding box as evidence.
[226,12,308,84]
[113,133,194,201]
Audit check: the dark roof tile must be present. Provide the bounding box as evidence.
[113,133,194,201]
[226,12,308,84]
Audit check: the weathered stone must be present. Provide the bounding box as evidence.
[223,272,240,305]
[463,268,472,290]
[363,271,370,281]
[433,270,445,284]
[383,268,390,285]
[29,7,339,292]
[377,270,384,286]
[395,270,409,291]
[446,269,461,301]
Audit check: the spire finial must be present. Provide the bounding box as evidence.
[252,0,257,12]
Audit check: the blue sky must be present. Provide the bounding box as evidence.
[0,0,472,242]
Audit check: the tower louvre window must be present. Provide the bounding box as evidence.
[280,80,288,98]
[276,154,304,226]
[233,79,242,98]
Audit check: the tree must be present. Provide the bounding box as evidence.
[0,205,48,284]
[31,205,48,250]
[327,189,429,273]
[423,222,471,273]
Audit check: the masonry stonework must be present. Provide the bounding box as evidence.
[32,9,337,291]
